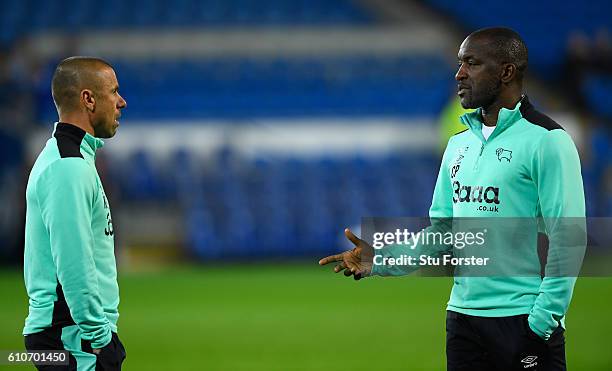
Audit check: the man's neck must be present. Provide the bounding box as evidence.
[58,112,95,136]
[481,92,523,127]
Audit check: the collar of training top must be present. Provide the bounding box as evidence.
[53,122,105,152]
[459,95,532,136]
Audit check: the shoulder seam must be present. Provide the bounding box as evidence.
[520,102,564,132]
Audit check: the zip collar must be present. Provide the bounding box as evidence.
[460,95,528,142]
[53,122,105,158]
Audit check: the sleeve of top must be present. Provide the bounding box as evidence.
[37,158,112,349]
[528,129,587,340]
[370,143,454,276]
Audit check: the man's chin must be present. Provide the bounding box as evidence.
[107,122,120,137]
[95,128,117,139]
[459,97,475,109]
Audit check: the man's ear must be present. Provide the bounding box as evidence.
[500,63,516,84]
[81,89,96,113]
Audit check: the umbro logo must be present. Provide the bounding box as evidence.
[496,148,512,162]
[521,355,538,368]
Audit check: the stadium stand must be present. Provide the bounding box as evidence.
[1,0,610,262]
[424,0,612,80]
[0,0,371,46]
[36,56,453,121]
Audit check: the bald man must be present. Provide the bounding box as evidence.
[23,57,127,370]
[320,28,584,370]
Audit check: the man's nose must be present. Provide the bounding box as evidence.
[455,64,467,81]
[118,95,127,109]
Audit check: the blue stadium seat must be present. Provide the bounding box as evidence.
[171,152,445,259]
[38,56,453,121]
[118,150,166,200]
[583,75,612,118]
[424,0,612,80]
[0,0,372,45]
[186,205,222,259]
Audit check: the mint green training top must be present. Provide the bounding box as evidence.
[371,97,586,340]
[23,122,118,349]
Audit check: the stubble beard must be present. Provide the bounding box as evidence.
[470,79,502,111]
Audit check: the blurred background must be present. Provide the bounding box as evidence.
[0,0,610,370]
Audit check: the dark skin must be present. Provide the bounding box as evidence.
[319,32,526,279]
[455,35,523,126]
[318,228,373,280]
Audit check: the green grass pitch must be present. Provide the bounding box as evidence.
[1,264,610,370]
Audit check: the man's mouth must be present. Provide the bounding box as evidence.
[457,85,470,96]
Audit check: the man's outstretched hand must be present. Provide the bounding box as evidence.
[318,228,374,280]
